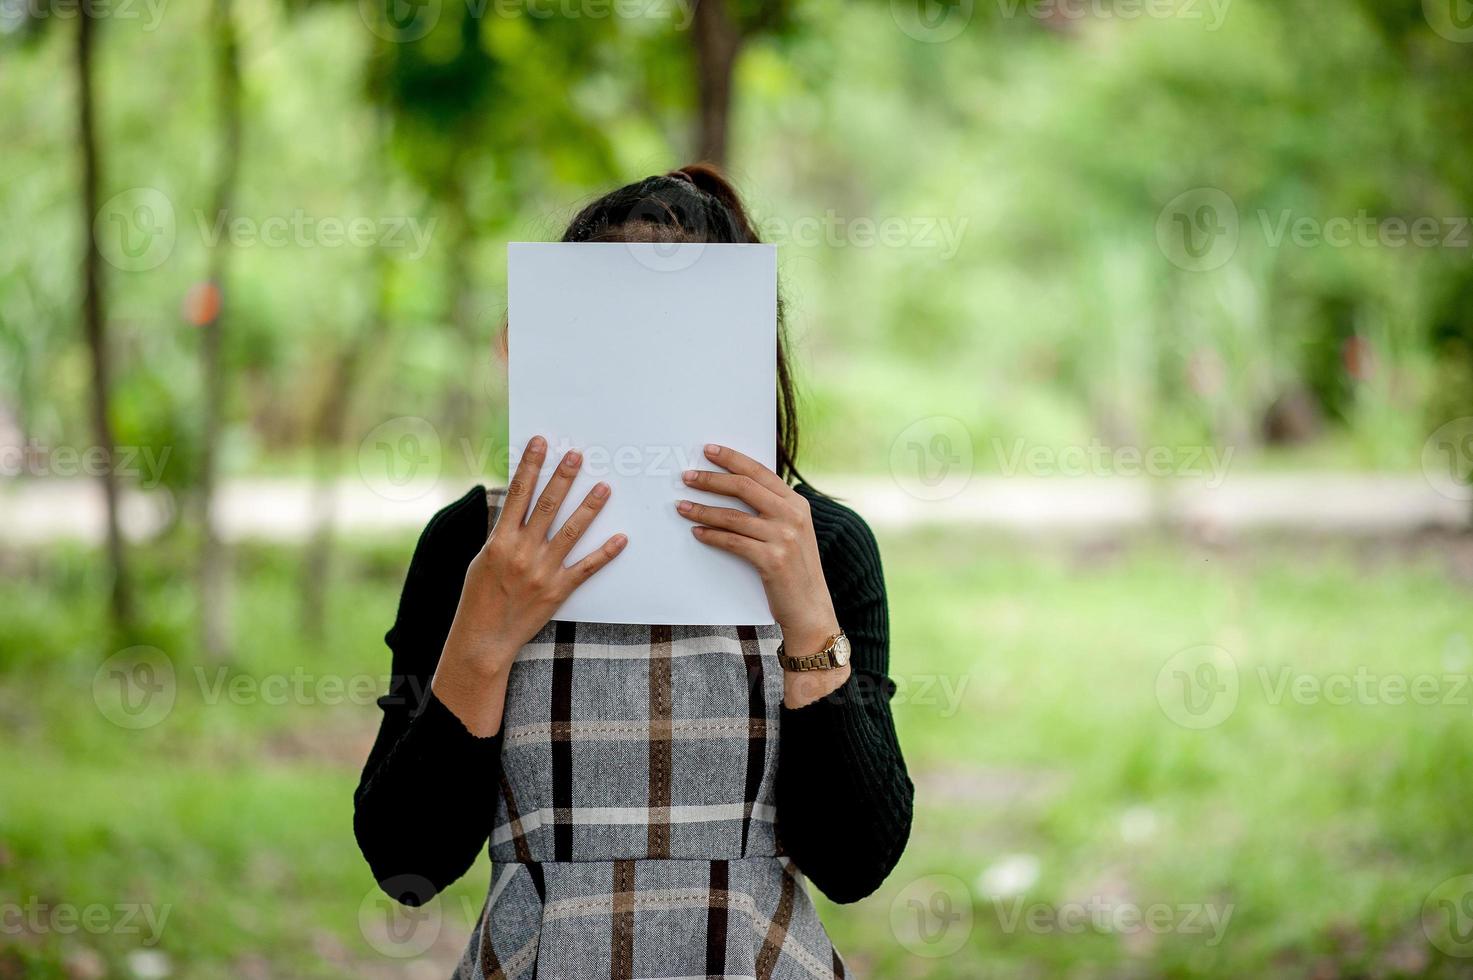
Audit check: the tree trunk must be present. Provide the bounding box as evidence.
[438,176,475,445]
[300,111,395,639]
[300,252,392,639]
[198,0,242,661]
[76,7,135,637]
[691,0,743,166]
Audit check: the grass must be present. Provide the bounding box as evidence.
[2,529,1472,977]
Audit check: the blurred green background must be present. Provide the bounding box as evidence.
[4,0,1473,976]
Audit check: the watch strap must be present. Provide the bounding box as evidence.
[777,630,845,672]
[777,644,835,672]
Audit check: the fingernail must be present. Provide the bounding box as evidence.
[692,526,705,537]
[529,435,546,453]
[593,481,609,499]
[612,533,628,548]
[682,470,696,484]
[705,444,721,457]
[565,449,582,467]
[677,500,693,514]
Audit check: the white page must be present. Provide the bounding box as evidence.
[507,241,777,625]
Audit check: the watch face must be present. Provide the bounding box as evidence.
[833,633,850,667]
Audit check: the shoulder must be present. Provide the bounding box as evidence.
[411,484,491,567]
[385,485,491,652]
[795,483,884,588]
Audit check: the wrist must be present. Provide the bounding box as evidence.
[783,660,851,708]
[441,635,516,680]
[432,642,513,738]
[779,616,842,661]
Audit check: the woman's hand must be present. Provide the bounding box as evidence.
[676,444,850,707]
[432,436,628,736]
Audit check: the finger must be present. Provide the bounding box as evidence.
[502,436,548,528]
[550,481,612,560]
[703,444,788,495]
[564,532,629,585]
[690,525,769,566]
[681,469,783,515]
[675,499,772,540]
[526,448,582,537]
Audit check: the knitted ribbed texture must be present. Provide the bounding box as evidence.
[354,483,913,905]
[779,486,914,902]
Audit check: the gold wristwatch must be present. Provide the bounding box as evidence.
[777,630,850,672]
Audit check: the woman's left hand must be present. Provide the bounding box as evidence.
[677,444,850,705]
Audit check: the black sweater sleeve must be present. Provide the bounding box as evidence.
[776,486,915,903]
[353,486,498,906]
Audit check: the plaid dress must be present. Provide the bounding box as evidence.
[454,489,847,980]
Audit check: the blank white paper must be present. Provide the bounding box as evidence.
[507,241,777,625]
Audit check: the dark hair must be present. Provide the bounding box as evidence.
[561,164,802,484]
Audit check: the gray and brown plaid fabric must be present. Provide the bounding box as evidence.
[454,489,847,980]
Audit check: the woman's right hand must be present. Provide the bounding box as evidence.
[431,435,627,736]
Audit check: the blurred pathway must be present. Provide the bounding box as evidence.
[2,474,1467,544]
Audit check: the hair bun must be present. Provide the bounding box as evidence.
[668,164,757,242]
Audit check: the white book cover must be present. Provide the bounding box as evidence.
[507,241,777,625]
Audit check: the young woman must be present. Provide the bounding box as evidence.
[354,166,913,979]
